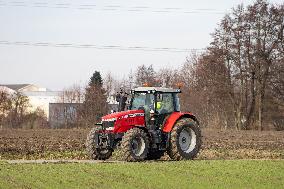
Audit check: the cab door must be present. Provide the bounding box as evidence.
[155,93,175,128]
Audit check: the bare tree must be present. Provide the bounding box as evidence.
[0,90,12,128]
[157,68,175,88]
[135,64,160,86]
[103,72,115,95]
[58,84,83,103]
[6,92,30,128]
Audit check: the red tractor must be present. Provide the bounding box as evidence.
[86,87,202,161]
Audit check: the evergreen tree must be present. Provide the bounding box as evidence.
[83,71,108,126]
[89,71,103,87]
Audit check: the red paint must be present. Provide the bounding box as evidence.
[102,110,146,133]
[102,110,143,120]
[102,109,194,134]
[162,112,194,133]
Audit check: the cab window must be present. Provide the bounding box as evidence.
[156,93,174,114]
[131,93,154,110]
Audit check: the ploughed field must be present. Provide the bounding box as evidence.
[0,129,283,160]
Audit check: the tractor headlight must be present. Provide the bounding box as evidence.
[102,118,116,131]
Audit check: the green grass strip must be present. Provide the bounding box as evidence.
[0,160,283,189]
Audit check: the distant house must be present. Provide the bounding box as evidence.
[0,84,60,119]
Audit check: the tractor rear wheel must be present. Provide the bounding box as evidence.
[120,128,149,162]
[167,118,202,160]
[86,127,113,160]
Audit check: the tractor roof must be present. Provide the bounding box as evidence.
[133,87,181,93]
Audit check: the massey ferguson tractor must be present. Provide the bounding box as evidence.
[86,87,202,161]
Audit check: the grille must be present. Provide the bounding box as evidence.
[102,121,115,130]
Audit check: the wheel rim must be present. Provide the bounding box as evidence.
[178,128,197,153]
[131,136,146,156]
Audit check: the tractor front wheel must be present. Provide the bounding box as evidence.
[167,118,202,160]
[86,127,113,160]
[121,128,149,162]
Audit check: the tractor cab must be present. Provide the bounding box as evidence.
[129,87,181,128]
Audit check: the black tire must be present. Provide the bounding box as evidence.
[167,118,202,160]
[146,150,164,160]
[120,128,149,162]
[85,127,113,160]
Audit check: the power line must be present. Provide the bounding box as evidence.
[0,40,206,53]
[0,1,227,14]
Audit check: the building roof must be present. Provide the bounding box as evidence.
[22,91,61,96]
[133,87,181,93]
[0,84,31,91]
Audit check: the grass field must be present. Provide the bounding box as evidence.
[0,160,284,189]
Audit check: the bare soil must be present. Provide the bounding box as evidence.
[0,128,283,160]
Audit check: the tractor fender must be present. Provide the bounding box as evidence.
[162,112,198,133]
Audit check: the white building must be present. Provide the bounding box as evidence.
[1,84,120,122]
[0,84,60,119]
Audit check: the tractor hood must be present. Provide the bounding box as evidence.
[102,109,145,122]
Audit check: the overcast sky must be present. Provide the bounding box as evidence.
[0,0,282,90]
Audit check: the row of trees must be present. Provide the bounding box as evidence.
[208,0,283,130]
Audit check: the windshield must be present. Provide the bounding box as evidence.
[131,93,154,110]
